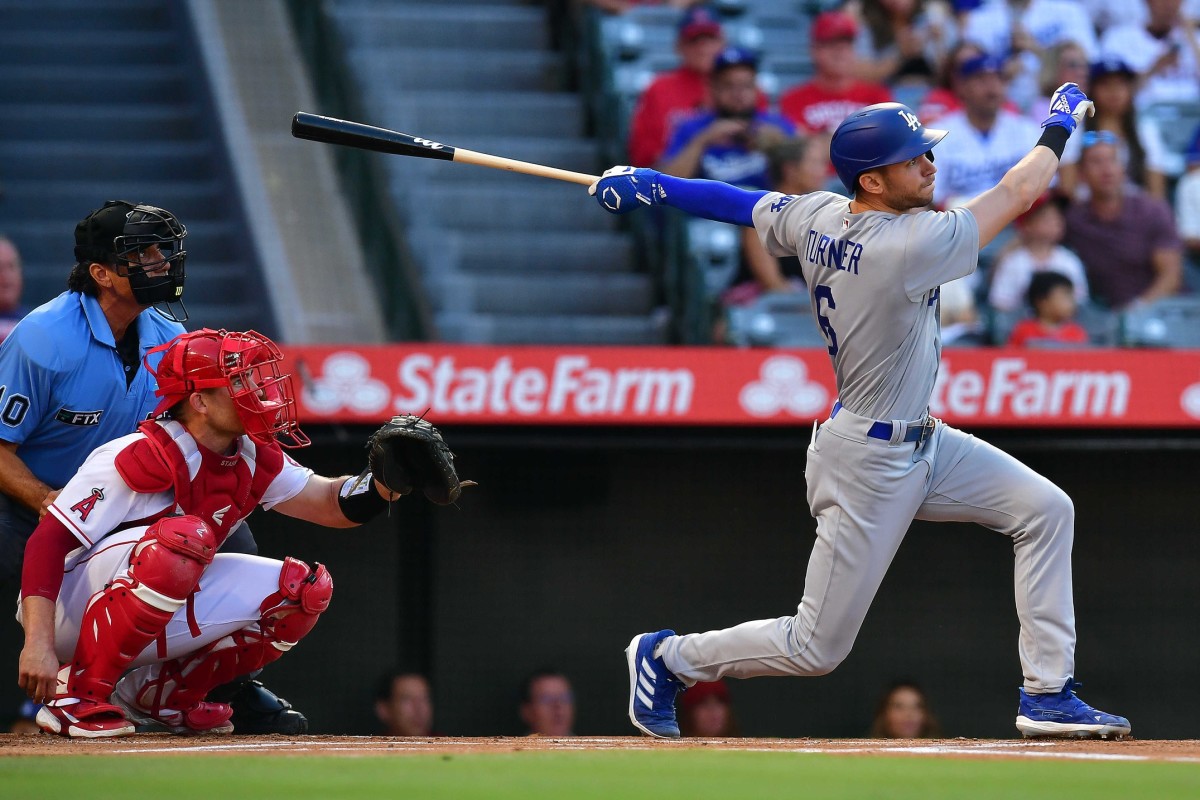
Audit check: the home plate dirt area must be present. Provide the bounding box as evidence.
[1,735,1198,763]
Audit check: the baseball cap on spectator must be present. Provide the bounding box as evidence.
[677,5,722,42]
[957,54,1005,78]
[1016,191,1068,228]
[712,46,758,75]
[812,10,858,43]
[951,0,985,9]
[1089,58,1136,83]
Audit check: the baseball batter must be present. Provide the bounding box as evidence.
[591,84,1131,739]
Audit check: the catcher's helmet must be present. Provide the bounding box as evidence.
[145,328,309,448]
[74,200,188,322]
[829,103,948,193]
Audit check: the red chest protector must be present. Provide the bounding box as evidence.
[114,420,285,547]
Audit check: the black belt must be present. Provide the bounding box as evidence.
[831,401,935,443]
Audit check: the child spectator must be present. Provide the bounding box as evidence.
[678,680,740,737]
[1007,271,1090,347]
[989,192,1089,312]
[869,681,942,739]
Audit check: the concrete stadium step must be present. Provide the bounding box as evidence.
[7,221,241,268]
[453,231,635,274]
[348,48,565,93]
[0,31,179,67]
[399,183,611,232]
[434,312,669,345]
[0,0,170,34]
[426,272,655,315]
[0,141,216,182]
[0,66,190,105]
[3,180,228,222]
[0,104,201,141]
[366,91,585,139]
[329,3,547,51]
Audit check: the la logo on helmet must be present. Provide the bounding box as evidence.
[898,110,921,131]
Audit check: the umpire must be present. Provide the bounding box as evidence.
[0,200,306,735]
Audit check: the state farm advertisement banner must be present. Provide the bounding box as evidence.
[283,345,1200,428]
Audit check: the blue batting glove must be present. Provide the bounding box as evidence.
[587,166,667,214]
[1042,82,1095,134]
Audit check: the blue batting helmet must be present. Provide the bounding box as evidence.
[829,103,948,193]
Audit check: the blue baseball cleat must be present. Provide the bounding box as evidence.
[626,630,685,739]
[1016,678,1131,739]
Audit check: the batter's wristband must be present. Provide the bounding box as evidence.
[338,470,389,523]
[1036,126,1071,160]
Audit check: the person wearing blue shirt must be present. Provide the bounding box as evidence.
[0,200,306,735]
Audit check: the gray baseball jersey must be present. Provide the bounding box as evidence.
[753,191,980,421]
[656,192,1079,696]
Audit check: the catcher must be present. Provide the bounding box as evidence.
[16,328,471,737]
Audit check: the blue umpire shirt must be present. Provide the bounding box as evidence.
[0,291,184,490]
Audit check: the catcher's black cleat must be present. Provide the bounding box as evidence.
[226,680,308,735]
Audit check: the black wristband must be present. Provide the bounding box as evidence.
[338,470,389,523]
[1036,125,1071,160]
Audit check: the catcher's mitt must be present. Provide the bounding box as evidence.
[367,415,475,505]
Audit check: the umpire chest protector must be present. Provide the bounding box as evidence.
[114,420,284,546]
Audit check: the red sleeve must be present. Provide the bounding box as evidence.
[627,82,667,167]
[1007,320,1035,347]
[21,515,79,602]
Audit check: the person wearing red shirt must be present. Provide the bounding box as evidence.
[625,6,728,167]
[1007,271,1091,348]
[779,11,892,136]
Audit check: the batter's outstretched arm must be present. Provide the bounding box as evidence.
[965,82,1094,248]
[588,167,768,227]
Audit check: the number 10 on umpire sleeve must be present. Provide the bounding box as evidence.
[813,285,839,356]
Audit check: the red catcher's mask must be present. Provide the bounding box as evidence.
[145,328,309,448]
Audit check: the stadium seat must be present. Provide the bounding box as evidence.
[1119,296,1200,347]
[725,292,825,347]
[685,219,742,299]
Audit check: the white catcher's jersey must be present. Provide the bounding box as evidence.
[753,191,980,421]
[47,422,313,551]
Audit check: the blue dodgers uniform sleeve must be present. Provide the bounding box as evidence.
[0,322,54,445]
[656,174,767,227]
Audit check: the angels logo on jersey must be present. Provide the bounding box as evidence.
[70,488,105,522]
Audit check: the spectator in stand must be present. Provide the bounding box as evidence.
[625,5,729,168]
[1031,41,1092,196]
[1007,271,1090,347]
[932,54,1042,209]
[961,0,1099,112]
[0,236,28,345]
[660,46,795,335]
[1173,128,1200,276]
[989,191,1089,312]
[1100,0,1200,108]
[374,671,435,737]
[846,0,956,88]
[1063,131,1183,310]
[868,681,940,738]
[917,40,988,123]
[678,680,740,737]
[1083,0,1200,33]
[868,681,942,738]
[518,670,575,737]
[779,10,892,138]
[718,137,825,309]
[1084,58,1174,199]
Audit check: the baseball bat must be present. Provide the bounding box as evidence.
[291,112,600,186]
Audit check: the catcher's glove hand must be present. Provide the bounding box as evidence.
[367,415,476,505]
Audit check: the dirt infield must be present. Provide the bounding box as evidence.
[2,734,1198,763]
